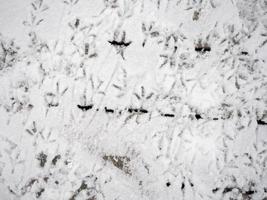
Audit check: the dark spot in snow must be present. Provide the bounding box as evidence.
[77,104,93,111]
[257,119,267,125]
[139,108,148,113]
[128,108,148,114]
[64,160,71,165]
[212,188,219,193]
[55,180,59,185]
[192,10,200,21]
[37,152,47,167]
[48,102,59,107]
[28,104,34,109]
[70,180,88,200]
[84,43,89,55]
[52,154,61,165]
[195,114,202,120]
[104,107,114,113]
[108,40,132,47]
[128,108,138,113]
[103,155,131,175]
[195,46,211,52]
[74,18,79,28]
[8,186,17,195]
[166,182,171,187]
[222,187,236,194]
[241,51,248,55]
[36,188,45,198]
[161,113,175,118]
[244,190,255,195]
[43,176,49,183]
[21,178,38,195]
[181,182,185,190]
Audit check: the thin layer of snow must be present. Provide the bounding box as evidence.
[0,0,267,199]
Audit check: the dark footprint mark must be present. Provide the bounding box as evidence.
[104,107,114,113]
[161,113,175,118]
[36,152,47,168]
[77,104,93,111]
[195,113,202,120]
[241,51,248,55]
[36,188,45,198]
[51,154,61,166]
[257,119,267,125]
[69,180,88,200]
[108,40,132,47]
[195,46,211,52]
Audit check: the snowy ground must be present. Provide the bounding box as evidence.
[0,0,267,199]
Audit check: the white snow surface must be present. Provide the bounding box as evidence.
[0,0,267,199]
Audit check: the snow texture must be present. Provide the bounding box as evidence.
[0,0,267,199]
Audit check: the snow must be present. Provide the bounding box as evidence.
[0,0,267,199]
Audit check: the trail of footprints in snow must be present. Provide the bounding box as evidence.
[76,104,267,125]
